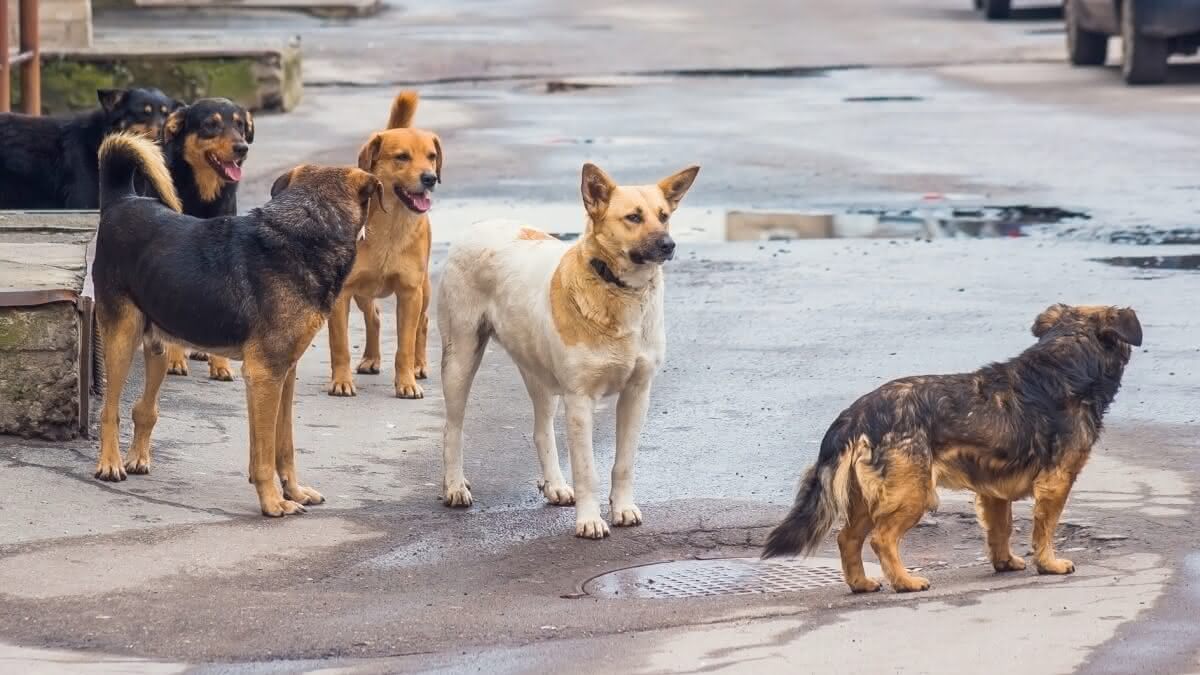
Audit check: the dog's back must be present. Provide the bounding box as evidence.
[0,113,75,209]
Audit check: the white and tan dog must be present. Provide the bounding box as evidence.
[437,162,699,538]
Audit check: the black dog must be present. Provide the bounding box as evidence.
[141,98,254,379]
[92,132,382,516]
[764,304,1140,593]
[0,88,182,209]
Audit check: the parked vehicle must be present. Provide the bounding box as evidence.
[1066,0,1200,84]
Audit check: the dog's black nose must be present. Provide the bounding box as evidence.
[420,172,438,189]
[233,142,249,159]
[657,235,676,258]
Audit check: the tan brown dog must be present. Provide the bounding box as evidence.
[327,90,441,398]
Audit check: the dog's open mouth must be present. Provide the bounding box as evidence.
[394,185,432,214]
[206,153,244,183]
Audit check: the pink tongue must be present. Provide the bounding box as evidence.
[222,161,243,182]
[409,192,431,211]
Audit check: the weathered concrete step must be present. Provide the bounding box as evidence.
[26,42,302,114]
[132,0,381,18]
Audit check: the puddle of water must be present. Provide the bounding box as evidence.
[726,205,1089,241]
[1094,255,1200,271]
[843,95,925,103]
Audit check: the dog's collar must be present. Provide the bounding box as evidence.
[589,257,629,289]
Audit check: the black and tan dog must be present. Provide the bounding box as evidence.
[92,132,382,516]
[0,88,181,209]
[146,98,255,381]
[763,304,1141,593]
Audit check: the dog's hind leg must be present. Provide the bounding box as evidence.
[95,302,143,481]
[521,372,571,505]
[565,394,608,539]
[414,274,431,380]
[276,365,324,506]
[838,485,881,593]
[165,343,190,376]
[867,441,934,592]
[124,339,168,475]
[440,318,489,508]
[610,367,653,527]
[976,495,1026,572]
[354,295,382,376]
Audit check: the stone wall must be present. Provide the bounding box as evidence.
[6,0,93,50]
[0,303,82,440]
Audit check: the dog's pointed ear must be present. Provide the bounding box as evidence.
[358,134,383,172]
[162,108,186,144]
[270,167,296,198]
[433,135,443,184]
[97,89,128,114]
[1032,303,1069,338]
[1102,307,1142,347]
[243,110,255,144]
[657,165,700,211]
[170,98,186,112]
[581,163,616,221]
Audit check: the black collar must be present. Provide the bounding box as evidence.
[589,257,629,289]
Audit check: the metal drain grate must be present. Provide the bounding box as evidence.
[585,557,867,599]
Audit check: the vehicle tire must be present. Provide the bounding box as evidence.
[1065,0,1109,65]
[983,0,1011,19]
[1121,0,1169,84]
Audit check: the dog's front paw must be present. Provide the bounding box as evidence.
[94,459,127,482]
[123,455,150,475]
[414,363,429,380]
[443,479,473,507]
[576,513,611,539]
[356,357,381,375]
[166,358,189,376]
[261,498,307,517]
[208,361,234,381]
[891,574,931,593]
[993,554,1027,573]
[328,377,357,397]
[189,351,210,362]
[1036,558,1075,575]
[395,379,424,399]
[610,502,643,527]
[283,483,325,505]
[539,480,575,505]
[847,577,883,594]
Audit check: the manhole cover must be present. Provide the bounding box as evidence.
[584,557,877,599]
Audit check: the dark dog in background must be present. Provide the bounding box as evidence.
[0,88,181,209]
[764,304,1141,593]
[145,98,255,381]
[92,132,382,516]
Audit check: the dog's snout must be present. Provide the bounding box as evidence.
[657,235,676,258]
[232,142,249,160]
[420,172,438,189]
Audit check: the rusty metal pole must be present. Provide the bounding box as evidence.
[18,0,38,115]
[0,0,11,113]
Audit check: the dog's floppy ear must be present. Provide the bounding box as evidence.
[270,167,296,198]
[243,109,255,144]
[358,134,383,172]
[1101,307,1142,347]
[360,173,387,215]
[162,107,187,144]
[97,89,128,114]
[581,163,616,221]
[657,165,700,211]
[433,135,443,184]
[1032,303,1069,338]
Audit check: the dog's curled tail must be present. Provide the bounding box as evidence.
[762,419,860,559]
[387,90,419,129]
[98,132,182,213]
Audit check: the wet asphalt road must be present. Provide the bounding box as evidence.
[1,0,1200,672]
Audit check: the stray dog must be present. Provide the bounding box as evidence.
[150,98,255,381]
[438,162,699,538]
[763,305,1142,592]
[0,88,181,209]
[91,132,381,516]
[328,90,440,398]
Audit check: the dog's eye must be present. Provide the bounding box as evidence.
[659,211,669,223]
[160,106,168,114]
[395,153,411,162]
[427,152,438,162]
[625,213,643,224]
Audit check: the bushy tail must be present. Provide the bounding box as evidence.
[387,90,419,129]
[98,133,181,213]
[762,420,858,558]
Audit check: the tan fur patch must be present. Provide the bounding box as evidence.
[183,134,230,203]
[99,133,182,213]
[517,227,555,241]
